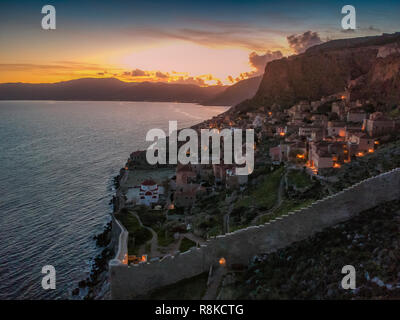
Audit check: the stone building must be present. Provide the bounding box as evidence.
[362,112,396,137]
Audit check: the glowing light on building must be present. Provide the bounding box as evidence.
[219,257,226,266]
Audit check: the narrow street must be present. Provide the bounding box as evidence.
[202,266,227,300]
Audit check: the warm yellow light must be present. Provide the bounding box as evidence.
[368,148,374,153]
[356,152,364,157]
[333,163,341,168]
[296,154,305,159]
[279,132,285,136]
[219,257,226,266]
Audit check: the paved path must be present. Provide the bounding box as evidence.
[183,232,206,245]
[131,212,161,258]
[223,194,236,234]
[202,266,227,300]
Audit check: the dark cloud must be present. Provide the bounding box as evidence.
[156,71,169,78]
[341,25,381,34]
[131,69,147,77]
[287,31,323,54]
[249,50,283,74]
[367,26,381,32]
[228,50,283,81]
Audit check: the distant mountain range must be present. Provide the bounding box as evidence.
[202,76,263,106]
[0,78,225,104]
[0,76,262,106]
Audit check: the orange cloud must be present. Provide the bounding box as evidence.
[249,50,283,74]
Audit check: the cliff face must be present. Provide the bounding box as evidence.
[349,45,400,106]
[235,33,400,112]
[249,47,378,109]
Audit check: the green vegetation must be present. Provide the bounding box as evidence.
[259,198,315,224]
[115,209,140,232]
[287,169,312,190]
[207,225,224,237]
[115,209,152,255]
[179,237,197,252]
[236,167,284,210]
[135,207,165,227]
[157,228,175,247]
[147,272,208,300]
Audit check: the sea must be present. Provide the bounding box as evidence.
[0,100,228,299]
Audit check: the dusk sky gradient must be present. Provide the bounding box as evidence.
[1,0,399,84]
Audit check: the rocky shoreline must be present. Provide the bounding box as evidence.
[71,174,122,300]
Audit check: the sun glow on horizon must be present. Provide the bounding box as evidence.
[0,42,267,86]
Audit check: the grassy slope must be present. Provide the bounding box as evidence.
[236,167,284,210]
[115,210,152,255]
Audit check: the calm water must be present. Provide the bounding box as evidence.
[0,101,227,299]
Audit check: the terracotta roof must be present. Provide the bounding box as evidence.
[142,179,156,186]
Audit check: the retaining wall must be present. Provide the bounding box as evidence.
[109,168,400,299]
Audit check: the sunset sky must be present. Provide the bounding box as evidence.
[1,0,399,85]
